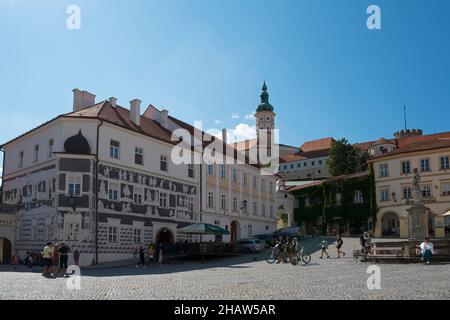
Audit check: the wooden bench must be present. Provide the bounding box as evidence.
[370,244,404,258]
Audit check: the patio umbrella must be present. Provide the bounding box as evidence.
[177,223,230,235]
[442,210,450,217]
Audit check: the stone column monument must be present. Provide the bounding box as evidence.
[407,168,428,240]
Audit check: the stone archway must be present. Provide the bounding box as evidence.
[0,238,12,264]
[230,220,240,243]
[155,227,175,245]
[381,212,400,237]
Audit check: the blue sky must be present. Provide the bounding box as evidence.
[1,0,450,173]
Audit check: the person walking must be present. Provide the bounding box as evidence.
[136,245,146,268]
[336,234,346,258]
[320,239,330,259]
[73,250,80,266]
[58,243,70,277]
[42,242,55,278]
[419,237,435,264]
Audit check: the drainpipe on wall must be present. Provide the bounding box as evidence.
[95,119,103,265]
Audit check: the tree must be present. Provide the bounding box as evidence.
[328,138,367,176]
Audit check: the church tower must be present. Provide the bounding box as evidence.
[255,81,276,159]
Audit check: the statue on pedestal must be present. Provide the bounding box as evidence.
[407,168,428,240]
[412,168,422,203]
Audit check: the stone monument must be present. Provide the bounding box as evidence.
[407,168,428,240]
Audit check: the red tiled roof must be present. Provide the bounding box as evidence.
[370,138,450,160]
[371,137,395,147]
[280,149,329,162]
[300,137,334,152]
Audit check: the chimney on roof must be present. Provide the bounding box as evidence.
[160,109,169,129]
[109,97,117,107]
[222,128,228,144]
[73,89,96,112]
[130,99,142,126]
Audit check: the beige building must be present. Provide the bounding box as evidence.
[370,138,450,239]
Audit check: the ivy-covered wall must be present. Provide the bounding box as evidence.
[292,165,377,235]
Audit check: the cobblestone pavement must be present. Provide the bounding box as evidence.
[1,238,449,300]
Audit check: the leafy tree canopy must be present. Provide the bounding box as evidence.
[328,138,368,176]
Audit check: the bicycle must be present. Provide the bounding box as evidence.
[291,242,311,265]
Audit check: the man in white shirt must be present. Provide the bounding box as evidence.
[419,237,435,264]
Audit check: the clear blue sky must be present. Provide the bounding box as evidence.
[1,0,450,171]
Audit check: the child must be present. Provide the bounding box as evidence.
[320,240,330,259]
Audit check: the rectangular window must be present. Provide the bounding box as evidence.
[253,177,258,190]
[268,182,273,194]
[381,189,390,202]
[242,199,248,214]
[207,164,214,176]
[110,140,120,159]
[108,226,118,243]
[232,197,238,212]
[420,159,431,172]
[18,151,24,168]
[354,190,364,204]
[135,147,144,165]
[207,191,214,208]
[134,186,143,204]
[422,185,432,198]
[160,155,168,172]
[319,160,323,166]
[48,139,54,158]
[261,203,266,217]
[303,162,307,167]
[220,194,227,210]
[253,202,258,216]
[441,183,450,196]
[33,145,39,163]
[311,161,315,167]
[336,193,342,206]
[269,205,274,218]
[159,192,168,208]
[220,165,227,179]
[133,229,142,244]
[380,164,389,177]
[67,175,82,197]
[232,168,238,182]
[402,186,412,200]
[243,173,248,186]
[401,161,411,174]
[440,156,450,170]
[188,164,194,178]
[261,180,266,192]
[108,182,120,201]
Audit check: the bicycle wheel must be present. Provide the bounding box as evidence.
[265,251,277,264]
[301,251,311,265]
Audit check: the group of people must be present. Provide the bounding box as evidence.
[41,241,79,278]
[319,234,347,259]
[133,242,163,267]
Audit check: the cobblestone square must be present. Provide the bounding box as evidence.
[1,238,449,300]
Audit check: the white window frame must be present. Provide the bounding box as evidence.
[188,164,195,178]
[220,194,227,210]
[220,165,227,179]
[134,186,143,204]
[160,192,168,208]
[253,202,258,216]
[401,161,411,174]
[420,159,431,172]
[441,183,450,196]
[207,164,214,176]
[67,174,82,197]
[402,186,412,200]
[135,147,144,165]
[269,205,274,218]
[232,197,238,212]
[108,226,118,243]
[232,168,238,182]
[422,185,432,198]
[381,189,390,202]
[133,228,142,244]
[48,139,54,158]
[110,140,120,159]
[160,155,168,172]
[33,144,39,163]
[380,164,389,177]
[440,156,450,170]
[261,203,266,217]
[108,182,120,201]
[18,151,24,168]
[243,173,248,186]
[354,190,364,204]
[207,191,214,208]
